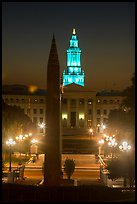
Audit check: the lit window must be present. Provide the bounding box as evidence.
[79,114,84,120]
[62,114,68,120]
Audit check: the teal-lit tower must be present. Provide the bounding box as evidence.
[63,29,85,86]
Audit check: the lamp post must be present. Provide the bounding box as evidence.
[119,141,131,187]
[31,138,38,145]
[108,138,117,159]
[6,138,16,172]
[100,123,106,134]
[30,138,38,159]
[89,128,93,139]
[97,124,100,133]
[16,134,26,165]
[119,141,131,152]
[38,122,45,135]
[98,139,104,155]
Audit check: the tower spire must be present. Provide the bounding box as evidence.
[62,29,85,86]
[73,28,76,35]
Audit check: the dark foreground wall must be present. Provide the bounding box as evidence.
[2,184,135,202]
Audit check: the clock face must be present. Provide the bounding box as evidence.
[74,42,77,46]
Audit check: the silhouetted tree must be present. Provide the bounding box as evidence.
[121,72,135,143]
[122,72,135,112]
[2,99,36,153]
[64,158,75,180]
[107,158,122,181]
[107,152,135,189]
[107,73,135,143]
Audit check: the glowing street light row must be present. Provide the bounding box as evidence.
[98,134,131,151]
[15,133,32,141]
[6,132,33,146]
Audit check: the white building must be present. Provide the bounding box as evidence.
[2,84,124,136]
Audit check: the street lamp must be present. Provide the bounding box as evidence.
[16,134,26,165]
[98,123,106,134]
[108,138,117,158]
[98,139,105,155]
[89,128,93,139]
[38,122,45,135]
[30,138,38,159]
[98,139,105,145]
[97,124,100,133]
[31,138,38,144]
[119,141,131,152]
[6,138,16,172]
[102,124,106,133]
[103,134,110,142]
[119,141,132,187]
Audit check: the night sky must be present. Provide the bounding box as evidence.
[2,2,135,91]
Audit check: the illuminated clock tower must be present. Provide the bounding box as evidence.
[63,28,85,86]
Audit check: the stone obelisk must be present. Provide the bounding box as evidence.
[44,34,61,186]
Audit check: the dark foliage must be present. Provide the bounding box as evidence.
[64,158,75,180]
[107,73,135,143]
[106,152,135,187]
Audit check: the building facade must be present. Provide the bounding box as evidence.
[2,84,124,136]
